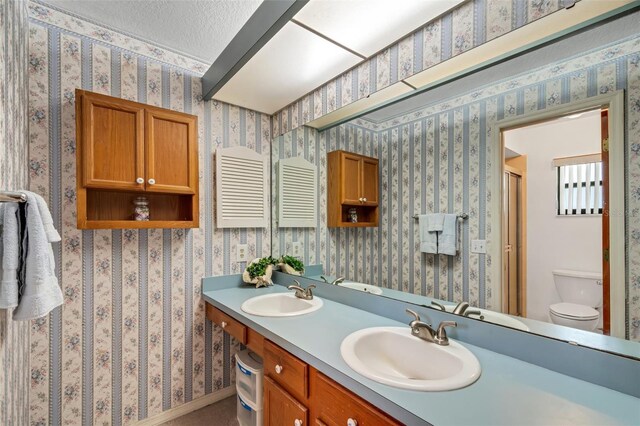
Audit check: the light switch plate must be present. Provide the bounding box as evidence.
[471,240,487,254]
[236,244,249,262]
[292,241,303,257]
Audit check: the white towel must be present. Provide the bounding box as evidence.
[33,193,61,243]
[438,214,459,256]
[419,214,438,254]
[12,192,63,321]
[427,213,444,232]
[0,203,20,308]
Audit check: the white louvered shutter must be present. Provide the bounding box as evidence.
[278,157,317,228]
[216,146,268,228]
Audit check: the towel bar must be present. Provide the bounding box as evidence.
[413,213,468,220]
[0,191,27,203]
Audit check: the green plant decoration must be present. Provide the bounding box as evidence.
[279,255,305,276]
[245,256,277,279]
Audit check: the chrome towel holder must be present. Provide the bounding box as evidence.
[0,191,27,203]
[413,213,469,220]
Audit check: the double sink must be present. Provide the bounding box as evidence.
[240,291,481,392]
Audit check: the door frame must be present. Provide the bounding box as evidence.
[489,91,625,338]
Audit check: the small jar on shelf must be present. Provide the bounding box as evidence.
[133,196,150,221]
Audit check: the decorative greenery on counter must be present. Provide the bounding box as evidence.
[279,255,304,276]
[243,256,277,288]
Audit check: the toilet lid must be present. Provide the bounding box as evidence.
[550,303,599,320]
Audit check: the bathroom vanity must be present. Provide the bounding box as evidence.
[203,275,640,425]
[206,304,399,425]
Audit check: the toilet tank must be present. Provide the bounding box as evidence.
[552,269,603,307]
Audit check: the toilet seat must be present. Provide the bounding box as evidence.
[549,302,599,321]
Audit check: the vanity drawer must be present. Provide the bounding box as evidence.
[264,340,308,402]
[312,370,400,426]
[206,304,247,345]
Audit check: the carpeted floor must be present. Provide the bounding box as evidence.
[160,396,239,426]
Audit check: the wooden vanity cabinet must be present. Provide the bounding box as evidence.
[76,89,199,229]
[204,302,401,425]
[327,150,379,227]
[310,369,400,426]
[264,376,308,426]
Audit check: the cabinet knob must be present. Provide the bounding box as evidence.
[148,178,156,185]
[136,177,144,184]
[362,198,367,202]
[294,420,303,426]
[358,197,363,202]
[220,321,227,329]
[347,419,358,426]
[275,364,283,374]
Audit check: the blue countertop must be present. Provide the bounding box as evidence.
[203,285,640,425]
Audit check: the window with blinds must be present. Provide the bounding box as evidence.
[554,154,603,216]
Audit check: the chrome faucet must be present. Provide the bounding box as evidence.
[452,301,484,319]
[320,275,345,286]
[288,280,316,300]
[452,301,470,315]
[406,309,457,346]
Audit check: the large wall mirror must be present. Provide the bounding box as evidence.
[270,9,639,359]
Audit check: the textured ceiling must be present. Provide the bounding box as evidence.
[41,0,263,63]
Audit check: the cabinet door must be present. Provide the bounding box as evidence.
[80,91,145,190]
[264,376,308,426]
[312,371,399,426]
[361,157,379,205]
[145,109,198,194]
[341,152,362,204]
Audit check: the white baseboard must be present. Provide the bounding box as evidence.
[135,387,237,426]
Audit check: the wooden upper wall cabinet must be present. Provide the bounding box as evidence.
[76,89,199,229]
[145,109,198,194]
[81,92,145,190]
[327,150,379,227]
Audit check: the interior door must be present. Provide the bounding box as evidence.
[341,152,362,204]
[145,108,198,194]
[601,109,610,335]
[361,157,379,205]
[503,170,522,316]
[81,91,145,190]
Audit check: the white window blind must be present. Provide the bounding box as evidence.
[554,154,603,216]
[278,157,317,228]
[215,146,268,228]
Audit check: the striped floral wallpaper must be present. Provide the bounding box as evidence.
[271,0,566,137]
[0,0,30,425]
[26,2,270,424]
[274,34,640,341]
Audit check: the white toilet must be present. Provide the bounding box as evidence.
[548,269,602,331]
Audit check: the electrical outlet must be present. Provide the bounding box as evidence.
[292,242,303,258]
[236,244,249,262]
[471,240,487,254]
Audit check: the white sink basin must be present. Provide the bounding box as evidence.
[241,293,323,317]
[340,281,383,295]
[341,327,480,391]
[443,305,529,331]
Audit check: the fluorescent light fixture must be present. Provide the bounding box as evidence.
[295,0,464,57]
[214,22,361,114]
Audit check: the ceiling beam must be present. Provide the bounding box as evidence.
[201,0,310,101]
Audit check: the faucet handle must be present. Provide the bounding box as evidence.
[405,309,421,322]
[430,301,446,311]
[435,321,457,346]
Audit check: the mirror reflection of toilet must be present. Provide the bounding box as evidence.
[548,270,602,332]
